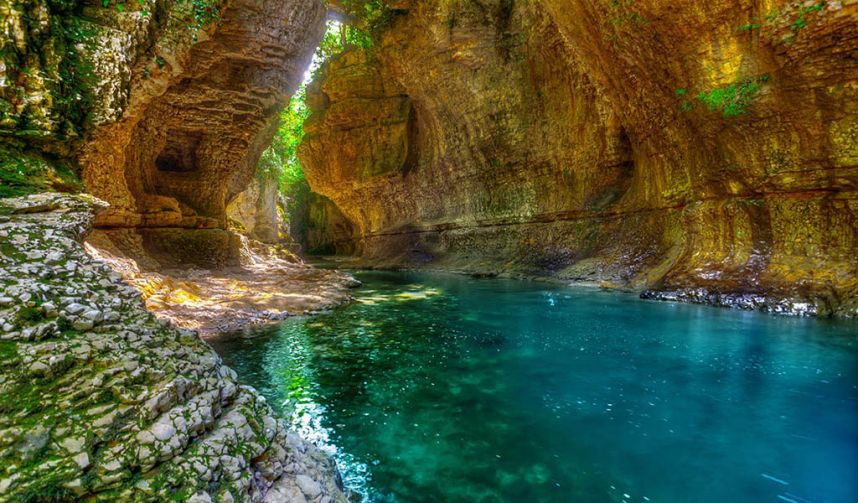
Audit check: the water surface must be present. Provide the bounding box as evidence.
[210,271,858,503]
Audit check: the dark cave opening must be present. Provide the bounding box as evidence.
[155,130,203,173]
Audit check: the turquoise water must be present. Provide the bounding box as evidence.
[209,271,858,503]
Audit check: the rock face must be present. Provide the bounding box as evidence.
[302,193,360,255]
[78,0,326,266]
[299,0,858,316]
[2,0,326,261]
[0,193,350,502]
[227,170,285,244]
[81,0,326,232]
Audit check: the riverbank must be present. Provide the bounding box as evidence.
[0,193,351,501]
[314,257,857,319]
[87,234,359,337]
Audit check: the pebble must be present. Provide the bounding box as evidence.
[60,436,86,453]
[65,303,87,315]
[29,361,49,374]
[72,319,95,331]
[72,453,90,469]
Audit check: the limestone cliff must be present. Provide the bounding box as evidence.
[226,170,285,244]
[2,0,326,266]
[300,192,360,255]
[299,0,858,317]
[0,193,349,502]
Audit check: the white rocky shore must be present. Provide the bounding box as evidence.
[0,193,351,502]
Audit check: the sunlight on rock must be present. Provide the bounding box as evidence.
[357,286,444,305]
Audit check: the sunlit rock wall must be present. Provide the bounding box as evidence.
[226,170,284,244]
[1,0,326,265]
[80,0,326,232]
[299,0,858,316]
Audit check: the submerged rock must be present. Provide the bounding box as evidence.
[0,193,350,501]
[640,288,825,317]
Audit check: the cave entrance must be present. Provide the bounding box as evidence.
[155,130,203,173]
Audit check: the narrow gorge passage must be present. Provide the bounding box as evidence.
[1,0,857,502]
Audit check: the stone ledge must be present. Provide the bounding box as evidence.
[0,193,351,502]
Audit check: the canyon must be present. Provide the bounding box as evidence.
[0,0,856,501]
[300,0,858,317]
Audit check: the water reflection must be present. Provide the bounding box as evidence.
[211,271,858,503]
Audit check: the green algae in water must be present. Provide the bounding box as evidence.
[210,271,858,502]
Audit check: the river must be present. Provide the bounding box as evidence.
[210,271,858,503]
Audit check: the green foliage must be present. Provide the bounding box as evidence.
[737,22,761,32]
[340,0,394,32]
[790,1,825,32]
[100,0,221,31]
[762,1,825,37]
[0,147,82,198]
[316,20,373,65]
[16,306,45,325]
[0,341,17,363]
[182,0,222,32]
[805,2,826,13]
[345,25,374,49]
[56,16,99,137]
[696,75,769,118]
[792,16,807,30]
[675,89,692,112]
[608,0,647,28]
[258,86,310,203]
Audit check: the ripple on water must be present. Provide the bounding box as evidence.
[210,271,858,503]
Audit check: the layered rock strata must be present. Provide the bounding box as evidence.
[299,0,858,317]
[2,0,327,260]
[226,170,285,244]
[77,0,327,269]
[0,193,350,502]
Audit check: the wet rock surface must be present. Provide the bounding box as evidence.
[0,193,350,502]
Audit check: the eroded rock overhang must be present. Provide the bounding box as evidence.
[76,0,327,268]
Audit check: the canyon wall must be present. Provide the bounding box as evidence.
[2,0,326,266]
[80,0,326,267]
[299,0,858,316]
[226,170,284,244]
